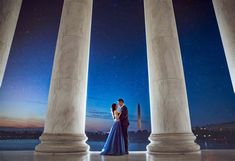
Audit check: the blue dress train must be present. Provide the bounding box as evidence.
[100,120,125,155]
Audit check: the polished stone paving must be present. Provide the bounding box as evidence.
[0,150,235,161]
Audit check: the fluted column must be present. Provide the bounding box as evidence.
[35,0,93,154]
[144,0,200,154]
[0,0,22,86]
[212,0,235,93]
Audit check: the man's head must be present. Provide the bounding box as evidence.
[118,98,124,107]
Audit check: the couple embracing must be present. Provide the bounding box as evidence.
[100,98,129,155]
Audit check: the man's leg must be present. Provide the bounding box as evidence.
[122,126,128,153]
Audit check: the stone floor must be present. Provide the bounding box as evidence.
[0,150,235,161]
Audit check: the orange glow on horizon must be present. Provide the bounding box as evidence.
[0,117,44,128]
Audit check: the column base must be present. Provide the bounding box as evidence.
[147,133,201,155]
[35,133,90,155]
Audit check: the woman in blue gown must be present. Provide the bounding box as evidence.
[100,103,126,155]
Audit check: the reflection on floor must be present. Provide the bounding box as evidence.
[0,150,235,161]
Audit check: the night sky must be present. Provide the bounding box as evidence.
[0,0,234,131]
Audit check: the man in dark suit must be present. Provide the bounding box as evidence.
[118,98,129,154]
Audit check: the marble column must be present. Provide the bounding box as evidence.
[0,0,22,86]
[212,0,235,93]
[35,0,93,154]
[144,0,200,154]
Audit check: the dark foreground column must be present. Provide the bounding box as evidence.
[213,0,235,93]
[0,0,22,86]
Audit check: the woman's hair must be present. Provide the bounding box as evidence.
[111,103,117,119]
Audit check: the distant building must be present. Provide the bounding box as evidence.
[137,103,142,130]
